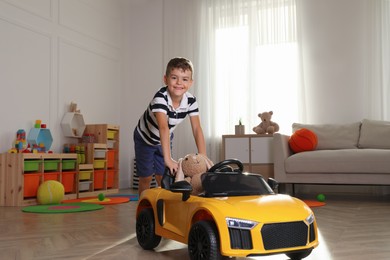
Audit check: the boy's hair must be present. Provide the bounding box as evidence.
[165,57,194,79]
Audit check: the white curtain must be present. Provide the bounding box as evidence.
[161,0,390,163]
[365,0,390,120]
[162,0,300,162]
[196,0,300,162]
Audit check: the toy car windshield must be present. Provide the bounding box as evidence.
[201,172,274,197]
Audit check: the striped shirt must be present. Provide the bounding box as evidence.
[136,86,199,145]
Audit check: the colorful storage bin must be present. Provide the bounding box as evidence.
[107,170,115,188]
[107,130,116,139]
[94,170,105,189]
[44,160,60,171]
[24,160,42,172]
[62,159,77,170]
[93,159,106,169]
[43,172,59,181]
[107,140,115,149]
[94,150,106,159]
[79,170,92,181]
[24,173,41,197]
[107,150,115,168]
[78,181,92,191]
[61,171,76,193]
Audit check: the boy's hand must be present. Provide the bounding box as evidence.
[165,159,178,175]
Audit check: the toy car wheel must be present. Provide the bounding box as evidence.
[136,208,162,250]
[188,221,221,260]
[286,249,312,260]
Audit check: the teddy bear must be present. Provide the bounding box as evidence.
[175,153,214,195]
[253,111,280,134]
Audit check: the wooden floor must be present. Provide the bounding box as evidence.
[1,192,390,260]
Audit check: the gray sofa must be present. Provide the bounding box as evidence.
[273,119,390,186]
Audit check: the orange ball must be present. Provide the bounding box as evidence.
[288,128,318,153]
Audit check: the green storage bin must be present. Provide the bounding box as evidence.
[44,159,60,171]
[62,159,77,170]
[24,160,42,172]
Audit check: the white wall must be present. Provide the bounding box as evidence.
[0,0,380,189]
[121,0,164,188]
[299,0,367,124]
[0,0,125,185]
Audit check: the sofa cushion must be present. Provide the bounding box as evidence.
[285,149,390,173]
[358,119,390,149]
[292,122,360,150]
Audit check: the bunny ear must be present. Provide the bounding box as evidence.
[175,158,184,182]
[199,154,214,169]
[205,157,214,169]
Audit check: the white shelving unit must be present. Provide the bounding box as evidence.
[222,134,274,179]
[61,112,86,138]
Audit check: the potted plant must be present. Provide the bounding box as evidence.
[235,119,245,135]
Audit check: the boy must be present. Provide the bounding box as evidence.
[134,57,206,195]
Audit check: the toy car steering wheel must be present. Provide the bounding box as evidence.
[208,159,244,173]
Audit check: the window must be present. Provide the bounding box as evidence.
[210,0,299,137]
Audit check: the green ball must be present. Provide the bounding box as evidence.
[98,193,105,201]
[316,193,326,202]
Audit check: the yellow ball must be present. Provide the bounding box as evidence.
[37,180,65,205]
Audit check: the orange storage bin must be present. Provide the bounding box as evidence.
[107,170,115,188]
[94,170,105,190]
[24,173,42,198]
[43,172,59,181]
[61,171,76,193]
[107,150,115,168]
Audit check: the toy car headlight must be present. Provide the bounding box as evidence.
[226,217,258,230]
[305,214,315,225]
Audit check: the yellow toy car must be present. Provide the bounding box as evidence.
[136,159,318,260]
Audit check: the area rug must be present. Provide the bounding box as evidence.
[106,193,139,201]
[22,202,104,214]
[62,196,129,205]
[303,200,326,208]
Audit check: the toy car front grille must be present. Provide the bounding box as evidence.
[228,228,253,249]
[261,221,308,250]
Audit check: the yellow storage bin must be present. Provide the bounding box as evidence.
[107,130,116,139]
[94,160,106,169]
[79,170,92,180]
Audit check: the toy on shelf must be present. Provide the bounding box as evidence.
[61,102,86,138]
[253,111,280,135]
[76,145,86,164]
[63,144,85,163]
[27,119,53,153]
[8,129,29,153]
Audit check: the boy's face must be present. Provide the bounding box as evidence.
[164,68,193,100]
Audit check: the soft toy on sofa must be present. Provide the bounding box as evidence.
[253,111,280,134]
[175,153,214,195]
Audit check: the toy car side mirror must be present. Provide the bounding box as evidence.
[267,178,279,191]
[170,181,193,201]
